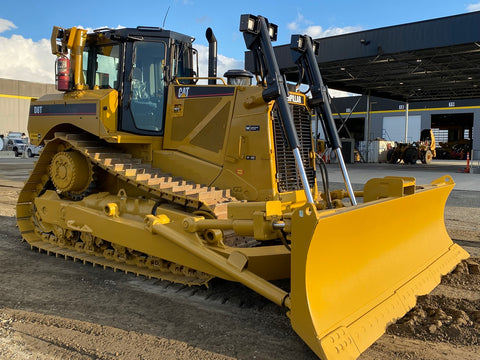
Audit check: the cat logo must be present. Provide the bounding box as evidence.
[178,87,190,98]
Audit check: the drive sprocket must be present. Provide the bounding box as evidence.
[49,150,93,194]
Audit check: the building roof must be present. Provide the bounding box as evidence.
[245,11,480,102]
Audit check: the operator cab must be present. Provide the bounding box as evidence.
[82,27,196,135]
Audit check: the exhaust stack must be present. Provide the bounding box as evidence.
[206,27,217,85]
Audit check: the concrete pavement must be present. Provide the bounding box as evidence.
[326,160,480,192]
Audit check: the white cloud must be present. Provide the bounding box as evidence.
[0,19,16,34]
[287,22,299,31]
[305,25,362,38]
[195,44,243,82]
[288,13,306,31]
[0,34,56,84]
[196,16,211,24]
[288,13,361,39]
[466,2,480,11]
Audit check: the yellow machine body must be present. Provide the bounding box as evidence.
[18,22,468,360]
[29,83,314,203]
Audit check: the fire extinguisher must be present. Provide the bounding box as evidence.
[55,56,70,91]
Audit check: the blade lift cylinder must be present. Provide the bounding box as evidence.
[290,34,357,205]
[240,15,314,204]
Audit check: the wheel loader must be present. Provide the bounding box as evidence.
[17,14,468,360]
[387,128,436,164]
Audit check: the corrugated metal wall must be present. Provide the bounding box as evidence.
[0,78,57,136]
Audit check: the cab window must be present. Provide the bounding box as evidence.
[129,41,166,132]
[84,44,120,89]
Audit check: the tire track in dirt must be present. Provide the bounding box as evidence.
[0,309,235,360]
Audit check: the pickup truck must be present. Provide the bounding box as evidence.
[6,138,43,157]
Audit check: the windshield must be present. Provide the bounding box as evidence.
[129,41,166,132]
[83,44,120,89]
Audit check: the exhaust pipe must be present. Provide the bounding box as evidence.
[206,27,217,85]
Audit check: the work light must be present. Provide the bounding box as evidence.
[290,35,319,55]
[290,34,306,52]
[267,23,278,41]
[240,14,259,34]
[240,14,277,41]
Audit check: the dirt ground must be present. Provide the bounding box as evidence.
[0,158,479,360]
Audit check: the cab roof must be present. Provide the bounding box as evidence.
[88,26,195,44]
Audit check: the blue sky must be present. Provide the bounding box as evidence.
[1,0,480,84]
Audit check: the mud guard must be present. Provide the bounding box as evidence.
[289,176,469,360]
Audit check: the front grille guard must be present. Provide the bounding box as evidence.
[272,104,315,193]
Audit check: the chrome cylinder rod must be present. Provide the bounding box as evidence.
[293,147,315,204]
[335,148,357,205]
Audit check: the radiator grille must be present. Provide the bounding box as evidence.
[272,104,315,193]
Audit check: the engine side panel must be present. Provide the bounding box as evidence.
[28,89,119,145]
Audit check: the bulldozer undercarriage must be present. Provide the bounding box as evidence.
[17,132,242,286]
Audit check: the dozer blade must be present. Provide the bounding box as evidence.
[288,176,468,360]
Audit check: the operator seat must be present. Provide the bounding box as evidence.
[131,67,149,100]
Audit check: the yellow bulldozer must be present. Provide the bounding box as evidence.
[17,14,468,360]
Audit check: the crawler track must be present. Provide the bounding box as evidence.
[16,132,237,286]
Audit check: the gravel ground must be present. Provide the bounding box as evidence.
[0,157,479,359]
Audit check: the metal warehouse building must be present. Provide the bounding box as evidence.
[0,78,57,136]
[329,95,478,160]
[246,10,480,169]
